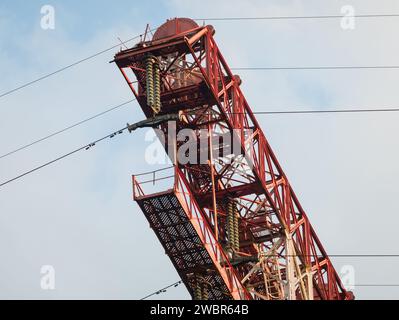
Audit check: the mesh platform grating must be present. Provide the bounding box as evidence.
[136,191,232,300]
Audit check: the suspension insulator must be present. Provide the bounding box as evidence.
[192,275,209,300]
[194,279,202,300]
[226,199,235,252]
[226,198,240,252]
[202,285,209,300]
[145,56,154,109]
[153,62,161,114]
[234,206,240,251]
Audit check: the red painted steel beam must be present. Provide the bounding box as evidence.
[116,18,352,300]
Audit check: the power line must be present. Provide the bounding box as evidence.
[5,103,399,186]
[344,255,399,257]
[140,279,399,300]
[2,14,399,101]
[196,14,399,21]
[232,66,399,71]
[0,99,135,160]
[214,108,399,115]
[354,284,399,287]
[0,126,128,188]
[259,254,399,257]
[2,105,399,161]
[252,108,399,114]
[0,28,157,100]
[140,280,182,300]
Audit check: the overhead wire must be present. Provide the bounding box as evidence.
[232,65,399,71]
[0,99,135,160]
[0,27,157,100]
[2,14,399,298]
[2,14,399,100]
[0,125,128,188]
[2,105,399,161]
[195,14,399,21]
[140,278,399,300]
[2,15,399,184]
[140,280,182,300]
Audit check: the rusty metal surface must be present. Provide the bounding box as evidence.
[153,18,199,41]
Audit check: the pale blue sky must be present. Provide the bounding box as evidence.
[1,0,399,299]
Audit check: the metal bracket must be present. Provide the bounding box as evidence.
[127,112,181,132]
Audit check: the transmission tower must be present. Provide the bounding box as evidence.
[113,18,353,300]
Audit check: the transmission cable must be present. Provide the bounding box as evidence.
[0,125,128,188]
[140,281,182,300]
[2,14,399,100]
[140,278,399,300]
[231,65,399,71]
[2,105,399,161]
[0,99,135,160]
[0,27,157,100]
[195,14,399,21]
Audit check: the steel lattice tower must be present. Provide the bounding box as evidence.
[113,18,353,300]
